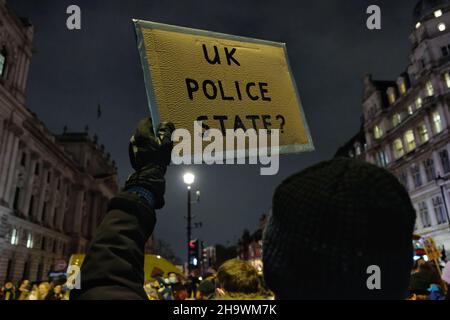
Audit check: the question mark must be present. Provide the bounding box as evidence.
[276,115,285,133]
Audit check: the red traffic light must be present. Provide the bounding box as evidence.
[189,240,197,249]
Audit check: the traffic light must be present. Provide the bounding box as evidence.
[188,239,199,268]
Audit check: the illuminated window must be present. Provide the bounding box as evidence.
[404,130,416,152]
[393,138,404,159]
[435,10,443,18]
[438,23,446,32]
[426,81,434,96]
[416,96,423,109]
[392,113,401,127]
[373,125,383,139]
[398,171,409,190]
[399,81,407,95]
[26,232,33,249]
[408,105,415,115]
[388,91,396,104]
[417,123,429,143]
[10,228,19,245]
[445,72,450,88]
[432,111,443,133]
[0,49,6,77]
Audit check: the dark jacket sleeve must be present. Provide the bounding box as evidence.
[70,192,156,300]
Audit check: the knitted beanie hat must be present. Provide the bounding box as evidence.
[263,158,416,299]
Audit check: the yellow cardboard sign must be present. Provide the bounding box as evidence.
[133,20,314,156]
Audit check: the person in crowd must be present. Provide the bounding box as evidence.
[409,261,442,296]
[195,278,216,300]
[29,282,50,300]
[46,284,64,300]
[70,118,416,300]
[214,259,266,300]
[17,279,31,300]
[0,281,16,300]
[172,283,189,300]
[144,281,159,300]
[441,260,450,300]
[262,158,416,299]
[412,258,425,274]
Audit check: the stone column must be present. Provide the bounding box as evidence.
[21,153,39,218]
[72,185,85,235]
[57,179,68,232]
[47,169,59,229]
[36,162,50,225]
[0,132,15,200]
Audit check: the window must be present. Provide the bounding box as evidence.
[41,236,46,251]
[10,228,19,245]
[26,232,33,249]
[411,164,422,188]
[416,96,423,109]
[34,163,40,176]
[408,105,415,115]
[388,91,396,104]
[42,202,47,224]
[399,81,407,95]
[375,150,388,167]
[355,145,361,156]
[445,72,450,88]
[393,139,404,159]
[0,49,6,77]
[426,81,434,96]
[424,158,436,182]
[392,113,401,127]
[418,201,431,228]
[20,152,26,166]
[440,149,450,173]
[442,46,449,56]
[417,123,429,144]
[47,171,51,183]
[374,125,383,139]
[432,111,443,133]
[398,171,409,191]
[13,187,20,211]
[57,178,61,191]
[28,195,35,217]
[433,196,448,224]
[404,130,416,152]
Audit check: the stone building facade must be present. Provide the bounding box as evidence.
[336,0,450,256]
[0,0,119,284]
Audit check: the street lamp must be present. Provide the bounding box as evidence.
[435,174,450,227]
[183,172,200,275]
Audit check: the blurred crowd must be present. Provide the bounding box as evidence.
[2,257,450,300]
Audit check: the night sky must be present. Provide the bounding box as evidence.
[9,0,414,259]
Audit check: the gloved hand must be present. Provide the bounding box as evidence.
[124,118,175,209]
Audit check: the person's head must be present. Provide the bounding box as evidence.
[37,282,50,299]
[4,282,14,290]
[21,279,30,287]
[216,259,262,297]
[413,258,425,271]
[263,158,416,299]
[53,285,62,294]
[172,283,188,300]
[196,278,216,300]
[168,272,178,284]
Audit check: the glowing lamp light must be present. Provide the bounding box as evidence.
[415,22,421,29]
[438,23,446,32]
[183,172,195,185]
[434,10,443,18]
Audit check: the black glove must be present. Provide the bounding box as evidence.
[124,118,175,209]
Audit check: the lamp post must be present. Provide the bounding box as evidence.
[183,172,195,275]
[435,174,450,227]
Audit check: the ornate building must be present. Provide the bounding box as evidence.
[337,0,450,255]
[0,0,119,284]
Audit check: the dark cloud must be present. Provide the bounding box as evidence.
[9,0,414,258]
